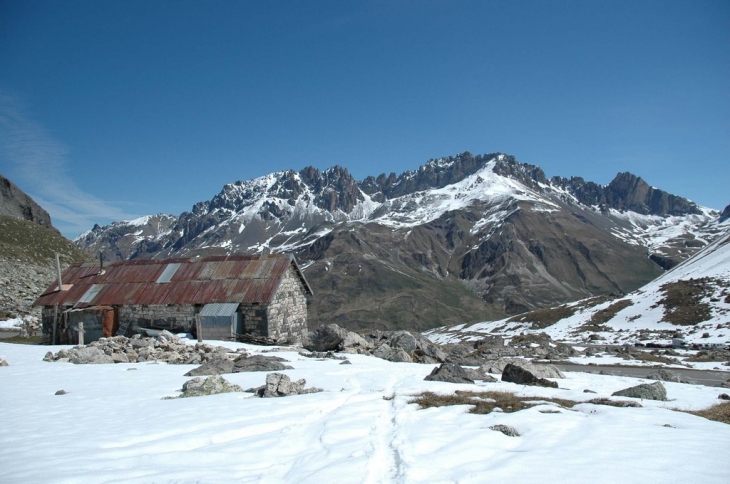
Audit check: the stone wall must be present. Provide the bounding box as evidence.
[240,303,268,336]
[119,304,196,334]
[266,266,308,344]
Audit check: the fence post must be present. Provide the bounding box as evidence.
[196,313,202,343]
[78,322,84,346]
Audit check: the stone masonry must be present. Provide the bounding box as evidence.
[266,266,308,344]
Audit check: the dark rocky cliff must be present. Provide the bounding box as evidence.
[0,174,57,232]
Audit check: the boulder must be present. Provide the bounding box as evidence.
[177,375,243,398]
[501,363,558,388]
[253,372,322,398]
[424,363,475,384]
[69,346,114,364]
[111,352,130,364]
[611,382,667,401]
[304,324,351,352]
[232,354,293,372]
[184,356,235,376]
[480,358,564,379]
[387,348,413,363]
[389,331,418,355]
[373,343,394,360]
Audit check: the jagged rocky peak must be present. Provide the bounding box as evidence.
[298,165,364,213]
[360,151,505,200]
[550,172,701,217]
[491,155,548,188]
[605,172,701,216]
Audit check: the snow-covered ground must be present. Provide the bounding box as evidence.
[1,340,729,483]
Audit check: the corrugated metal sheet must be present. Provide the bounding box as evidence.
[200,303,239,317]
[33,254,312,308]
[156,263,181,283]
[78,284,104,304]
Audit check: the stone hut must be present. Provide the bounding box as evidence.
[33,254,313,345]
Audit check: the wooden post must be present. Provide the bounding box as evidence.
[196,313,202,343]
[52,304,58,345]
[78,322,84,346]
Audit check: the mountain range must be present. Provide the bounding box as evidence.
[73,152,727,332]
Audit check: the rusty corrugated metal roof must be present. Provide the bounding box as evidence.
[33,254,313,308]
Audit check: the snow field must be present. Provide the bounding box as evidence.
[1,340,729,483]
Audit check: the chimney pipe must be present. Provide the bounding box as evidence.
[98,251,105,275]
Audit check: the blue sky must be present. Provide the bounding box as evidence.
[1,0,728,238]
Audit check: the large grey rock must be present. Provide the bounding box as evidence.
[373,343,394,360]
[424,363,474,384]
[480,358,565,379]
[184,356,235,376]
[387,348,413,363]
[69,346,114,364]
[177,375,243,398]
[304,324,351,352]
[612,382,667,401]
[254,372,322,398]
[501,363,558,388]
[389,331,418,355]
[232,354,293,372]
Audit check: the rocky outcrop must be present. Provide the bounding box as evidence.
[303,324,447,364]
[0,175,56,230]
[501,363,558,388]
[479,358,565,379]
[249,373,322,398]
[611,382,667,401]
[174,376,243,398]
[424,363,477,384]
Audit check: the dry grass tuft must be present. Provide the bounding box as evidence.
[688,401,730,425]
[409,390,577,415]
[589,299,633,325]
[507,305,576,329]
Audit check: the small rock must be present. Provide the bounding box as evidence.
[489,424,520,437]
[718,393,730,401]
[55,390,67,395]
[0,358,8,367]
[126,368,137,371]
[339,360,352,365]
[583,389,597,394]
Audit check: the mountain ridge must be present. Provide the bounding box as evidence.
[74,152,725,332]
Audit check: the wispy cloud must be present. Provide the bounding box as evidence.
[0,91,137,238]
